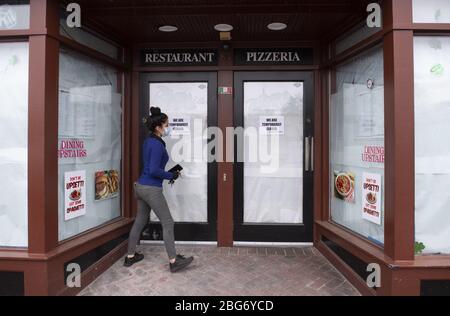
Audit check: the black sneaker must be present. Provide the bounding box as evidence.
[124,252,144,267]
[170,254,194,273]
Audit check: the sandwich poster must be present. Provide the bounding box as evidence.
[64,170,86,221]
[95,170,120,201]
[361,172,382,225]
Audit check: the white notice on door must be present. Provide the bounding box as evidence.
[259,116,285,135]
[169,116,191,135]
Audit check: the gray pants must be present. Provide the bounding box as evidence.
[127,182,177,260]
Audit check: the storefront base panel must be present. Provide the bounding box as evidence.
[315,221,450,296]
[0,219,133,296]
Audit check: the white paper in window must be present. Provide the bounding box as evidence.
[58,48,122,241]
[413,0,450,23]
[0,42,28,247]
[414,36,450,254]
[329,46,385,245]
[243,82,303,224]
[149,82,208,223]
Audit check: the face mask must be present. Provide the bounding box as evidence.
[162,126,171,137]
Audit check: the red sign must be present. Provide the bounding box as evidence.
[362,146,384,164]
[58,139,87,159]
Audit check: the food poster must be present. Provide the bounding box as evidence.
[361,172,382,225]
[333,170,356,203]
[64,170,87,221]
[95,170,120,201]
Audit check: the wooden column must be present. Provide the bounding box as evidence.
[383,0,415,261]
[217,48,234,247]
[27,0,60,254]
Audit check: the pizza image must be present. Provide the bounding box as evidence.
[333,171,355,203]
[335,173,352,197]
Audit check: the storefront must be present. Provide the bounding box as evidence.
[1,0,450,296]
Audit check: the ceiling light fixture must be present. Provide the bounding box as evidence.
[214,24,234,32]
[267,22,287,31]
[158,25,178,32]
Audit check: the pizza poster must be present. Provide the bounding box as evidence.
[333,170,355,203]
[64,170,86,221]
[361,172,382,225]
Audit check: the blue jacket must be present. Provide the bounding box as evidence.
[138,134,174,187]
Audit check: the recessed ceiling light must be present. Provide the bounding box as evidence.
[158,25,178,32]
[214,24,233,32]
[267,22,287,31]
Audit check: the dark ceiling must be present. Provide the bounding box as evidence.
[75,0,374,44]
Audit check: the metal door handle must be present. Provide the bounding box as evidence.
[311,137,314,172]
[305,136,310,172]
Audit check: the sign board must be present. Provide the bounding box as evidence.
[141,49,218,66]
[235,48,314,65]
[64,170,86,221]
[259,116,285,135]
[361,172,382,225]
[169,116,191,135]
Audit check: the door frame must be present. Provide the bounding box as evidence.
[233,71,315,242]
[139,72,218,241]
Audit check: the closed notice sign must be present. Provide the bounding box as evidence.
[169,116,191,135]
[259,116,285,135]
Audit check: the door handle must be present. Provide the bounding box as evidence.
[305,136,310,172]
[311,137,314,172]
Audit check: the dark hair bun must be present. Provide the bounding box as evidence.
[150,106,161,117]
[145,106,168,134]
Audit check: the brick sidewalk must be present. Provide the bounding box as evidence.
[78,245,360,296]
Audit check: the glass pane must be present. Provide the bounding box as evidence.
[329,45,385,246]
[0,2,30,30]
[414,36,450,255]
[149,82,208,223]
[335,22,381,55]
[0,41,28,247]
[58,48,122,241]
[60,12,120,60]
[243,82,303,224]
[413,0,450,23]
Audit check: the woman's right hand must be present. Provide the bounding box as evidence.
[172,171,181,181]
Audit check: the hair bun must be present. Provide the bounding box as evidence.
[150,106,161,117]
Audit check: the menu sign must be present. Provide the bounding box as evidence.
[64,170,86,221]
[141,49,218,66]
[235,48,314,65]
[361,172,382,225]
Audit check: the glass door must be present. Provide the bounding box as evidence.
[139,72,217,241]
[234,72,314,242]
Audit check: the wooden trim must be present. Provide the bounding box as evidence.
[313,69,323,243]
[130,70,140,219]
[383,29,415,261]
[55,34,129,70]
[133,65,320,73]
[316,240,376,296]
[217,48,234,247]
[317,221,392,265]
[27,35,60,253]
[0,218,133,261]
[59,240,128,296]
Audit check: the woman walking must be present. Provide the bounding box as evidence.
[125,106,193,273]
